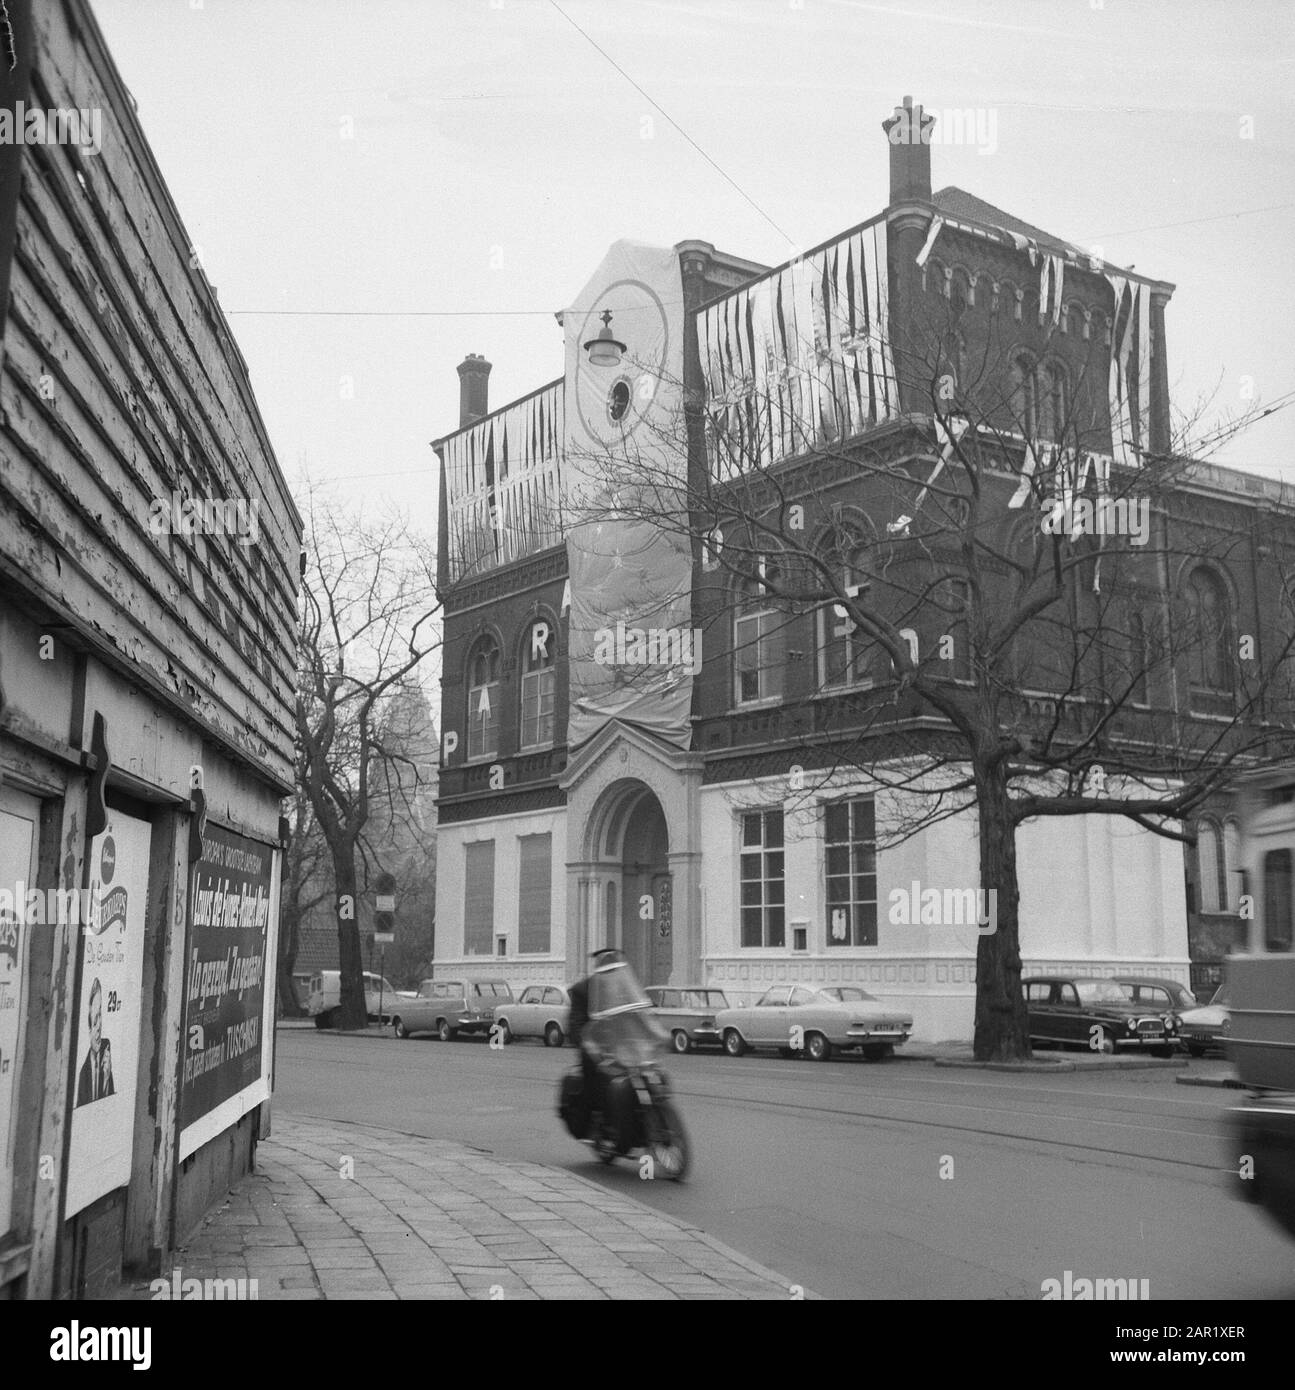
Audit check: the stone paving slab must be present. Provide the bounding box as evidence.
[114,1115,811,1302]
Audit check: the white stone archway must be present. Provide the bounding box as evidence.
[559,721,703,985]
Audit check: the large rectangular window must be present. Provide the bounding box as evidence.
[464,841,495,955]
[740,809,785,947]
[517,833,552,953]
[825,797,877,947]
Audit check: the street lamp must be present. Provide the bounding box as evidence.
[583,309,626,368]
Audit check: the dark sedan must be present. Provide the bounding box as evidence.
[1024,975,1181,1057]
[1112,976,1200,1014]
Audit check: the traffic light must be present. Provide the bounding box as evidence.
[374,870,395,944]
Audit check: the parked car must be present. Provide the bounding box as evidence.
[307,970,413,1028]
[1112,976,1200,1015]
[1178,983,1231,1057]
[645,986,731,1053]
[1023,975,1180,1056]
[390,978,514,1040]
[491,985,571,1046]
[716,983,913,1062]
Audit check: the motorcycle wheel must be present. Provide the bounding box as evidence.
[648,1100,689,1182]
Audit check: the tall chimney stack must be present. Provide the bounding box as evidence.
[456,353,492,427]
[882,95,935,204]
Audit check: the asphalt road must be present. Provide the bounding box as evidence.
[271,1028,1295,1300]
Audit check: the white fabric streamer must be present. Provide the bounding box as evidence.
[915,213,944,268]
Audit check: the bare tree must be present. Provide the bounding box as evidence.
[295,486,441,1030]
[358,680,439,988]
[276,774,330,1016]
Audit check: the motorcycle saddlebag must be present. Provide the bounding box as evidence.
[558,1070,590,1139]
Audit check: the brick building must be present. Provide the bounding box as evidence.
[431,98,1294,1035]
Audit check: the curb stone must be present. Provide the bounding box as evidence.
[933,1055,1184,1072]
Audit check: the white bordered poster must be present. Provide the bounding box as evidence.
[65,812,151,1217]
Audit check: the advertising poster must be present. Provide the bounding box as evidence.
[178,824,276,1160]
[66,813,151,1217]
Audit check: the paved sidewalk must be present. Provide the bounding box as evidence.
[119,1116,806,1301]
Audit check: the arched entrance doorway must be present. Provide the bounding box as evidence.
[616,790,670,985]
[562,726,703,988]
[585,780,672,985]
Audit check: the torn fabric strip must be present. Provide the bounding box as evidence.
[915,213,944,268]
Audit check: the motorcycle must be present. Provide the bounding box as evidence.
[558,953,690,1181]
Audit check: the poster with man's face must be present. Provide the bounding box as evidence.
[74,975,115,1108]
[66,814,150,1217]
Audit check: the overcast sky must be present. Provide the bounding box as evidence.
[93,0,1295,537]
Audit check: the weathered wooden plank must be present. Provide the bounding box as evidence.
[0,374,292,783]
[0,323,293,748]
[5,229,295,694]
[11,137,298,636]
[25,18,298,558]
[125,813,183,1269]
[24,780,88,1298]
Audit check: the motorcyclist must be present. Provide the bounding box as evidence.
[568,948,622,1121]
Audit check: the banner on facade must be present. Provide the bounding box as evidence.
[178,824,276,1160]
[66,813,151,1217]
[563,240,694,750]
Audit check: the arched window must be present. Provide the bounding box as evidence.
[1038,361,1068,442]
[1223,818,1242,913]
[1196,820,1223,914]
[466,635,501,759]
[734,558,785,705]
[1009,354,1037,437]
[519,620,556,749]
[1184,567,1233,692]
[1128,610,1150,705]
[818,537,870,689]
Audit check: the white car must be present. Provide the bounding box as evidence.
[307,970,413,1028]
[716,983,913,1061]
[1178,983,1230,1057]
[492,985,571,1047]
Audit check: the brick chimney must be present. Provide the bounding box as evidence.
[456,353,492,427]
[882,95,936,205]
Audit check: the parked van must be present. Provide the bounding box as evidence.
[307,970,409,1028]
